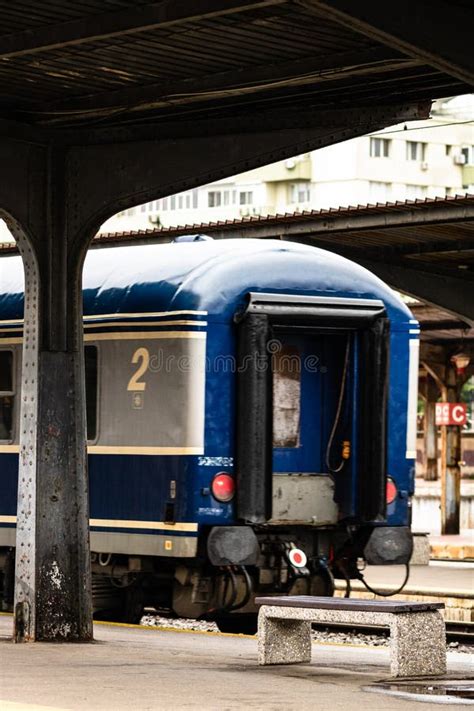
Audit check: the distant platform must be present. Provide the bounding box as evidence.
[335,562,474,624]
[0,616,471,711]
[430,534,474,561]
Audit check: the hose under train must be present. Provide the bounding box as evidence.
[199,565,252,620]
[356,562,410,597]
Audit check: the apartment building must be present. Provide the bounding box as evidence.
[99,95,473,234]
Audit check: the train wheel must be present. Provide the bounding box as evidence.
[215,614,257,635]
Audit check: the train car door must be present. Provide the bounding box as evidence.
[235,293,388,526]
[271,332,351,525]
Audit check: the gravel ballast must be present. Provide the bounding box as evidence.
[140,614,472,653]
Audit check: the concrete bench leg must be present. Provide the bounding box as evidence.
[258,611,312,666]
[389,611,446,678]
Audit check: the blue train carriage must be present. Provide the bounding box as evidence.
[0,237,419,631]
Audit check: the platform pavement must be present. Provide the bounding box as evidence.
[0,615,472,711]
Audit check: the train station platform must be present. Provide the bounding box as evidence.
[430,535,474,561]
[0,615,472,711]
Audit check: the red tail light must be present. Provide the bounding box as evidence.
[211,472,235,503]
[386,477,397,505]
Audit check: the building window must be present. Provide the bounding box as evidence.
[85,346,98,442]
[208,191,222,208]
[369,137,390,158]
[461,146,474,165]
[239,191,253,206]
[289,182,311,203]
[406,184,427,200]
[368,181,391,202]
[406,141,427,161]
[446,145,452,156]
[0,350,14,441]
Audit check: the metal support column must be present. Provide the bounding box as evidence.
[6,147,94,642]
[423,375,439,481]
[441,362,462,535]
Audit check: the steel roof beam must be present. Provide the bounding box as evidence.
[0,118,52,146]
[339,258,474,327]
[419,320,472,331]
[318,237,474,259]
[402,240,474,257]
[299,0,474,85]
[60,100,430,145]
[40,46,407,115]
[0,0,286,59]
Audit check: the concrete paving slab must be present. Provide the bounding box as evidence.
[0,615,472,711]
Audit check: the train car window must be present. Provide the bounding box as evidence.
[85,345,98,441]
[272,345,301,448]
[0,350,14,441]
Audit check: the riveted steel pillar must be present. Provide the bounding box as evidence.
[423,375,439,481]
[7,147,93,642]
[441,362,462,535]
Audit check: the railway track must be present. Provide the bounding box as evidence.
[310,621,474,646]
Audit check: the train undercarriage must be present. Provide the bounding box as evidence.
[1,525,384,634]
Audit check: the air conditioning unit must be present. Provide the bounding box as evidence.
[420,161,429,171]
[453,154,466,165]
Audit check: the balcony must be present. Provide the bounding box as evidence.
[259,156,312,183]
[462,165,474,186]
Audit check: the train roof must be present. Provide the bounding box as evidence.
[0,238,412,323]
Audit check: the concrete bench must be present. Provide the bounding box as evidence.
[256,596,446,678]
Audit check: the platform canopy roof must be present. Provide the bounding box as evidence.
[88,193,473,267]
[0,0,472,138]
[68,194,474,325]
[411,301,473,344]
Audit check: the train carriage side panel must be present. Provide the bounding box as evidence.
[86,315,207,558]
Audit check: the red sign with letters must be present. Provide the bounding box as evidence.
[435,402,467,426]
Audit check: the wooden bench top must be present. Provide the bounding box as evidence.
[255,596,444,614]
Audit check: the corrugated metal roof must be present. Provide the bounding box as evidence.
[0,1,469,130]
[1,191,471,252]
[411,302,474,344]
[93,192,474,241]
[0,1,150,34]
